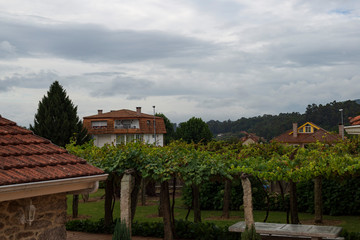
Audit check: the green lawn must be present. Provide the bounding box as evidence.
[67,189,360,233]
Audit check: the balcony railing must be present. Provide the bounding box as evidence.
[114,125,137,129]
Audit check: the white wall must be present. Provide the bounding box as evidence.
[93,134,116,147]
[143,134,164,146]
[93,133,164,147]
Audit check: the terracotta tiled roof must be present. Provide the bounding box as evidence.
[84,109,162,120]
[240,131,265,143]
[83,109,167,135]
[0,115,104,186]
[349,115,360,126]
[272,123,341,144]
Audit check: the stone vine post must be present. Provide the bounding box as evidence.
[120,169,134,235]
[314,176,323,224]
[241,173,254,228]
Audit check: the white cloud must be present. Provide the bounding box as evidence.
[0,0,360,127]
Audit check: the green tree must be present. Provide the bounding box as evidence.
[30,81,90,147]
[156,113,175,145]
[176,117,212,144]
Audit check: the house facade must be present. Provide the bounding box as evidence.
[240,131,265,145]
[344,115,360,135]
[83,107,167,147]
[272,122,341,147]
[0,115,107,240]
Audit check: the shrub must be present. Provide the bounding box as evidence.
[132,221,164,238]
[66,218,114,233]
[182,177,267,211]
[66,219,360,240]
[241,225,261,240]
[297,177,360,216]
[341,230,360,240]
[112,219,130,240]
[67,219,239,239]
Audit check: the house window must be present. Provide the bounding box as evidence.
[91,121,107,129]
[127,134,135,143]
[115,120,133,129]
[305,125,312,133]
[116,135,125,145]
[299,128,303,133]
[136,134,143,142]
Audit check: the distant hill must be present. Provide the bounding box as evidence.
[207,100,360,141]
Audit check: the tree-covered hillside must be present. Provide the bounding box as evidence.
[207,100,360,141]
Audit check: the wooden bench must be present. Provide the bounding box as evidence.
[229,222,343,240]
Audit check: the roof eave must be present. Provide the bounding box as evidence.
[344,125,360,135]
[0,174,108,202]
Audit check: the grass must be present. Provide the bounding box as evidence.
[67,189,360,233]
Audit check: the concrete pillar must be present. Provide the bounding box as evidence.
[120,171,134,234]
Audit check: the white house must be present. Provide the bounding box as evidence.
[83,107,167,147]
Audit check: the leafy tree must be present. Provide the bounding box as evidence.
[208,99,360,141]
[30,81,90,147]
[176,117,213,143]
[156,113,176,145]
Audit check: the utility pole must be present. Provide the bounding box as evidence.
[153,106,157,145]
[339,109,344,140]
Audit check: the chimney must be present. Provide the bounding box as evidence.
[98,109,103,115]
[339,124,344,140]
[136,107,141,114]
[293,123,298,138]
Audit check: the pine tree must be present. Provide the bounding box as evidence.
[30,81,90,147]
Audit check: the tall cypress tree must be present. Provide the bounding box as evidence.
[30,81,90,147]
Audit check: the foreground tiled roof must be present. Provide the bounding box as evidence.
[0,115,104,186]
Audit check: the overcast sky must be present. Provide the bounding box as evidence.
[1,0,360,127]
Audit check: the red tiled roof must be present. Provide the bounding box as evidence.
[240,131,265,143]
[272,123,341,144]
[349,115,360,126]
[83,109,167,135]
[84,109,162,119]
[0,115,104,186]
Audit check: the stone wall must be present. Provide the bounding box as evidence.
[0,193,67,240]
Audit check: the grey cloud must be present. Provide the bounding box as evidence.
[89,76,153,97]
[0,19,215,63]
[0,41,17,58]
[0,71,58,92]
[83,72,126,76]
[87,74,200,99]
